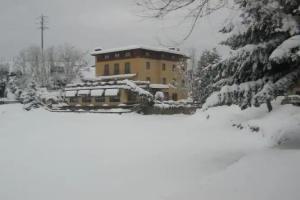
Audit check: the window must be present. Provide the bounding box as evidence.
[114,63,120,75]
[97,56,102,62]
[182,80,185,86]
[115,53,120,58]
[104,55,110,60]
[146,62,151,70]
[95,96,105,103]
[164,92,169,100]
[104,64,109,75]
[172,78,177,86]
[172,65,176,72]
[70,97,78,103]
[109,96,120,102]
[162,63,166,71]
[172,93,178,101]
[145,52,150,57]
[128,93,137,102]
[146,77,151,82]
[82,96,92,103]
[162,77,167,84]
[125,52,131,57]
[125,62,131,73]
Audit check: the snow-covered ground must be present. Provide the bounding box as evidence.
[0,102,300,200]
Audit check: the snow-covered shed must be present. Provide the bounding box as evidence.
[63,79,153,108]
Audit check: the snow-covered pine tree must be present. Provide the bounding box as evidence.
[204,0,300,111]
[193,48,221,104]
[20,81,40,111]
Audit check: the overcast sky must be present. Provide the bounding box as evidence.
[0,0,235,62]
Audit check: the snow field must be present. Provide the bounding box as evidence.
[0,102,299,200]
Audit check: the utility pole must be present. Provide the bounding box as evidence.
[37,15,49,53]
[37,15,49,87]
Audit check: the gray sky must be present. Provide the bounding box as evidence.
[0,0,234,62]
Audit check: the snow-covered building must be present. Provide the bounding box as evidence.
[63,46,189,108]
[90,45,189,101]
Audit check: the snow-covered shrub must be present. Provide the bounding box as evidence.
[20,81,40,111]
[36,88,62,107]
[193,48,221,104]
[155,91,165,101]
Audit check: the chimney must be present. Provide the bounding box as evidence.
[94,47,102,51]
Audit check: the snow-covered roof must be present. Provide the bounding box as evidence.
[121,79,152,97]
[65,90,77,97]
[90,45,188,57]
[89,74,136,81]
[105,89,119,96]
[91,89,104,97]
[65,79,153,98]
[150,84,170,89]
[77,90,90,96]
[83,74,137,82]
[65,85,130,91]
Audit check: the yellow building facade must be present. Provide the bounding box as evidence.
[92,46,189,100]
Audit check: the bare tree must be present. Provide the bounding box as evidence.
[14,44,87,89]
[55,44,88,84]
[14,46,50,87]
[137,0,227,40]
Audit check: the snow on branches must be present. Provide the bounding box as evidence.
[203,0,300,110]
[270,35,300,63]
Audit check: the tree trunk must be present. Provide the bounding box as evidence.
[266,99,272,112]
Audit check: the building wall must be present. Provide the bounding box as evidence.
[95,57,188,100]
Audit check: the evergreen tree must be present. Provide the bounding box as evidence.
[204,0,300,110]
[193,48,221,104]
[20,81,40,111]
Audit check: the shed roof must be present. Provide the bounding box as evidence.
[105,89,119,96]
[91,89,104,97]
[65,90,77,97]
